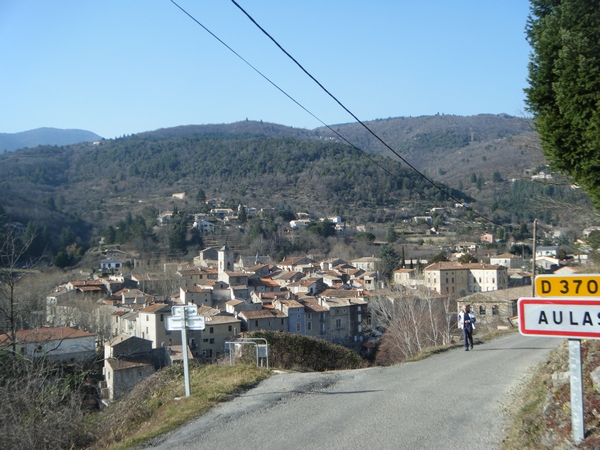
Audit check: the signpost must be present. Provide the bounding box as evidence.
[519,273,600,444]
[165,305,205,398]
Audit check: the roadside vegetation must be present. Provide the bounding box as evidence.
[503,340,600,449]
[90,364,269,450]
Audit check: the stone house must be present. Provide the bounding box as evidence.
[138,303,174,348]
[102,334,169,401]
[456,285,528,328]
[195,307,241,360]
[274,299,305,334]
[238,308,288,333]
[490,253,523,269]
[424,261,508,296]
[298,296,329,338]
[180,286,213,307]
[351,256,381,272]
[0,326,96,363]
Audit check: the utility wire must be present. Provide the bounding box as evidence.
[230,0,500,226]
[171,0,500,227]
[169,1,408,190]
[169,0,456,213]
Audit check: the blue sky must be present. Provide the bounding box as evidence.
[0,1,532,139]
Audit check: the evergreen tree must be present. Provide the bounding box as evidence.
[378,245,400,281]
[196,188,206,204]
[525,0,600,207]
[386,224,398,243]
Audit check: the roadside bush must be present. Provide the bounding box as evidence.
[0,353,95,450]
[247,331,367,371]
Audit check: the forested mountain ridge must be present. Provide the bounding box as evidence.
[0,115,590,260]
[132,114,543,187]
[0,128,465,253]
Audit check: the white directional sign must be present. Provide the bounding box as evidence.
[172,305,198,317]
[164,304,205,398]
[165,314,205,331]
[518,297,600,339]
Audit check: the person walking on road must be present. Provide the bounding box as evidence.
[459,305,476,351]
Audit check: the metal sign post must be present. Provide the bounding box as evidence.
[518,290,600,444]
[569,339,585,443]
[165,305,205,398]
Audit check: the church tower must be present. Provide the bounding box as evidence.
[218,245,234,274]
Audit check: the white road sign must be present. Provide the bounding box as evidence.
[165,314,205,331]
[172,305,198,317]
[518,297,600,339]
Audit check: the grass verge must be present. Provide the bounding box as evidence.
[91,363,270,449]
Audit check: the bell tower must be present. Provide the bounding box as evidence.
[218,245,234,274]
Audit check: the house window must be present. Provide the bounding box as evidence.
[210,327,214,334]
[146,315,149,321]
[479,306,486,315]
[255,320,259,327]
[228,325,232,332]
[296,323,301,332]
[307,313,312,319]
[281,319,284,325]
[357,306,361,312]
[209,338,215,344]
[336,319,342,329]
[203,339,209,343]
[160,314,164,322]
[492,306,499,315]
[358,314,362,322]
[307,322,312,331]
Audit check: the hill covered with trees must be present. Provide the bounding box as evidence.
[0,115,592,264]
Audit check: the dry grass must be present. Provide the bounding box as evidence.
[503,340,600,449]
[91,363,270,449]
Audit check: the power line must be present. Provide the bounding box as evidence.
[170,0,500,227]
[230,0,501,226]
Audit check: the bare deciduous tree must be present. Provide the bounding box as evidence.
[367,288,456,365]
[0,229,37,355]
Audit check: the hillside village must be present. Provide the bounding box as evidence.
[7,192,589,404]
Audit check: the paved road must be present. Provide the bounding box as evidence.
[145,333,560,450]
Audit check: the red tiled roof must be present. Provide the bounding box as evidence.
[0,327,95,345]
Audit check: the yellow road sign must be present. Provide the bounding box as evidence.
[536,274,600,297]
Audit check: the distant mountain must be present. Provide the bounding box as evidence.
[139,120,317,141]
[0,127,102,152]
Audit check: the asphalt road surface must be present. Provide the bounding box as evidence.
[144,333,560,450]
